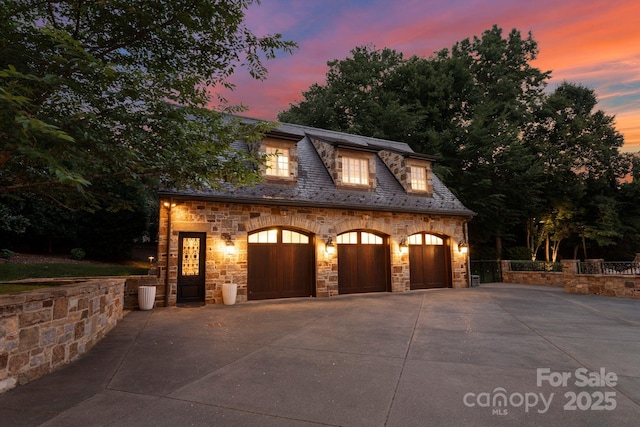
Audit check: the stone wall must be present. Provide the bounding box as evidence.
[378,151,434,195]
[0,279,124,394]
[158,199,470,306]
[561,260,640,298]
[309,136,337,182]
[501,260,640,298]
[502,271,564,287]
[500,261,563,287]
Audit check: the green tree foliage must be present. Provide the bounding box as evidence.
[279,46,414,139]
[0,0,297,212]
[278,45,473,157]
[0,181,150,260]
[75,180,151,260]
[529,82,631,259]
[437,27,550,258]
[615,157,640,258]
[279,26,636,260]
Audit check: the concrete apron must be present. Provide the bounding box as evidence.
[1,283,639,426]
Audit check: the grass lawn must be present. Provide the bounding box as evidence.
[0,263,149,282]
[0,282,67,294]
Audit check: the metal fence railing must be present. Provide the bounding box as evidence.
[578,261,640,275]
[509,261,562,272]
[470,260,502,283]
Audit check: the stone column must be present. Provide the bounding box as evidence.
[562,259,580,294]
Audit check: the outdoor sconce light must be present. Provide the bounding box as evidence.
[325,237,335,255]
[163,201,177,208]
[399,238,408,254]
[458,240,468,254]
[222,233,235,255]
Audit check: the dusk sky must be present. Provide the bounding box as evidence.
[217,0,640,153]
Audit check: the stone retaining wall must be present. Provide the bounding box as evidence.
[501,270,563,287]
[561,260,640,298]
[501,260,640,298]
[0,279,124,394]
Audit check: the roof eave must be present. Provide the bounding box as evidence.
[158,190,476,217]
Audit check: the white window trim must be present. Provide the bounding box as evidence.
[342,157,369,185]
[265,146,290,177]
[410,166,427,191]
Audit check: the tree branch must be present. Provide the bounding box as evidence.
[73,0,84,39]
[91,3,197,60]
[0,169,161,194]
[43,191,78,212]
[0,151,11,169]
[46,0,59,30]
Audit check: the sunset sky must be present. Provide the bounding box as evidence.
[218,0,640,153]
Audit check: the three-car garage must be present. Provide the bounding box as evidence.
[246,227,451,300]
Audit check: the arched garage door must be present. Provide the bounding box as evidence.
[408,233,451,289]
[337,230,390,294]
[247,228,315,300]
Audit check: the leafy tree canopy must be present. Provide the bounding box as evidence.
[0,0,297,213]
[279,25,635,260]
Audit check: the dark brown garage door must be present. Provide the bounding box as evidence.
[337,230,390,294]
[409,233,451,289]
[247,228,315,300]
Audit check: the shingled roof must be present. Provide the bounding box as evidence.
[160,118,474,217]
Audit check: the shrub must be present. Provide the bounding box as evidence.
[70,248,86,260]
[1,248,16,259]
[506,246,533,261]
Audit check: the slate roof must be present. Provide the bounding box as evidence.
[160,117,474,217]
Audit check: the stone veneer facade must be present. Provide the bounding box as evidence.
[309,136,378,189]
[158,200,470,305]
[377,150,434,194]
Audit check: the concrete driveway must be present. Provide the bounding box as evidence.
[1,283,639,426]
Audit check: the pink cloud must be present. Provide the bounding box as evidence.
[216,0,640,149]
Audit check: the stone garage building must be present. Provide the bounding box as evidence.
[157,118,474,305]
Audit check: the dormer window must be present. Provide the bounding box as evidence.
[307,134,376,189]
[377,149,434,195]
[410,166,427,191]
[265,146,290,177]
[259,136,297,182]
[343,157,369,185]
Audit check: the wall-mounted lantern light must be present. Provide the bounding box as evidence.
[222,233,236,255]
[163,201,177,208]
[399,238,408,255]
[458,240,468,254]
[325,237,335,255]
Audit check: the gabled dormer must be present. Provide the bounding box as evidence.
[378,150,435,195]
[308,134,377,190]
[251,131,300,183]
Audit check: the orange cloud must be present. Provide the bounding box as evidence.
[218,0,640,150]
